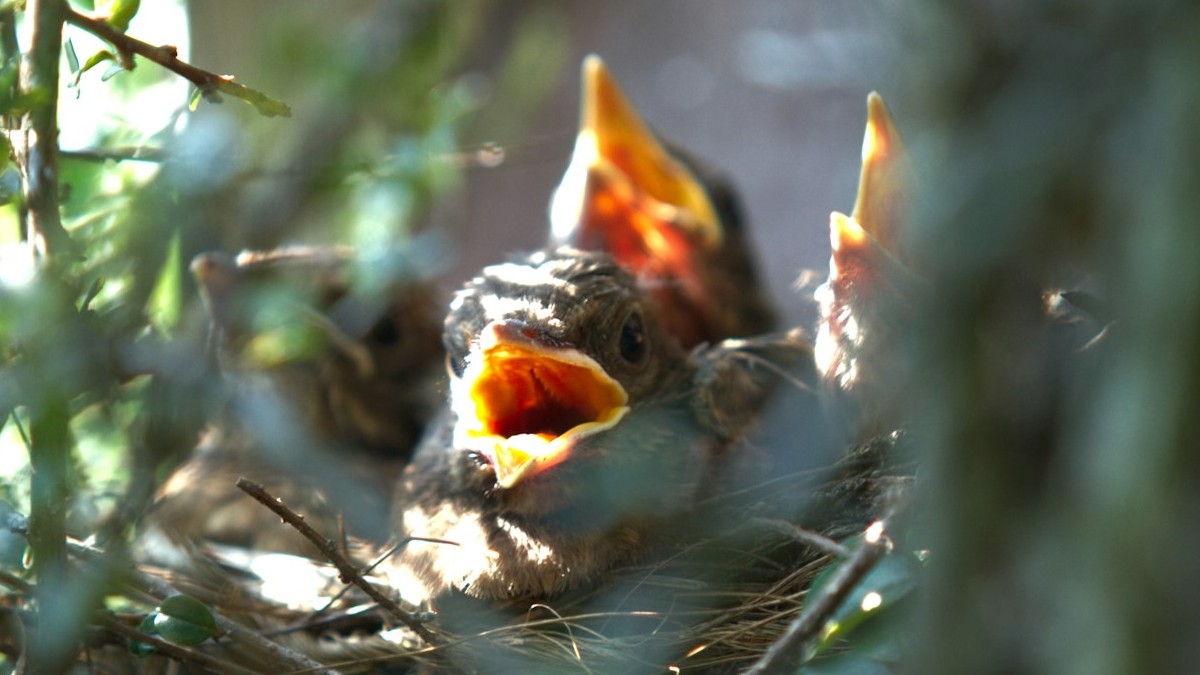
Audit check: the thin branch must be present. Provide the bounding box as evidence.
[63,8,290,118]
[744,519,892,675]
[17,0,72,256]
[748,518,851,558]
[0,7,19,131]
[235,477,443,648]
[61,145,166,163]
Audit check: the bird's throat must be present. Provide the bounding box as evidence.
[453,333,630,489]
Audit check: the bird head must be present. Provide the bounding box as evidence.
[814,93,921,414]
[548,56,772,347]
[441,248,695,511]
[191,246,443,454]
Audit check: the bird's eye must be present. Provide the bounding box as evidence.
[367,316,401,346]
[618,310,647,364]
[447,352,468,378]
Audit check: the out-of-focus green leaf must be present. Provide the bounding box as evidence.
[187,86,202,111]
[808,538,920,659]
[129,614,159,656]
[214,78,291,118]
[82,51,117,76]
[147,229,182,333]
[105,0,141,33]
[152,594,219,645]
[244,320,326,368]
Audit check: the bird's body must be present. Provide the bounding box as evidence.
[379,58,808,603]
[143,246,443,556]
[385,248,810,601]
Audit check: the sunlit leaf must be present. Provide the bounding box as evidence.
[147,229,182,333]
[214,78,291,118]
[105,0,141,33]
[81,50,117,75]
[152,594,219,645]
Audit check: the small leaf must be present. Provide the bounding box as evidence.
[100,62,127,82]
[808,538,920,658]
[81,50,117,75]
[214,78,291,118]
[129,614,159,656]
[187,87,203,111]
[152,594,219,646]
[147,230,182,333]
[105,0,141,33]
[65,39,80,75]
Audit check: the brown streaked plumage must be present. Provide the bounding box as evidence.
[384,248,812,601]
[143,246,444,556]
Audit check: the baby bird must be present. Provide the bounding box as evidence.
[144,246,443,556]
[549,56,776,347]
[386,248,810,602]
[814,93,920,427]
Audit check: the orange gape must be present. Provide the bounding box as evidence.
[551,56,726,348]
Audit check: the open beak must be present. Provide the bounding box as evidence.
[550,55,721,266]
[815,93,917,387]
[452,321,630,489]
[842,92,910,262]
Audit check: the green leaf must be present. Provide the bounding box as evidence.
[152,594,219,646]
[81,50,117,75]
[147,230,182,333]
[807,539,920,659]
[187,87,203,112]
[129,614,159,656]
[214,78,291,118]
[105,0,141,33]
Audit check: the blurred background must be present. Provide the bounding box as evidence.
[182,0,901,325]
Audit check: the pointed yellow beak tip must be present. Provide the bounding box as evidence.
[862,91,897,165]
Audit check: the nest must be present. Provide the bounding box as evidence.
[70,432,910,675]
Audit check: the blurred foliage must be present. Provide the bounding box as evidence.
[0,0,566,669]
[2,0,1198,672]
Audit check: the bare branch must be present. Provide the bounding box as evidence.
[235,477,443,647]
[63,8,291,118]
[744,519,892,675]
[16,0,72,256]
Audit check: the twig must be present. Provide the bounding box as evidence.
[61,146,166,163]
[749,518,851,558]
[63,8,290,118]
[95,614,260,675]
[744,518,892,675]
[17,0,72,255]
[235,477,442,647]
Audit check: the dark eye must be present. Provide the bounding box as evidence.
[447,352,467,378]
[618,310,647,364]
[367,316,401,346]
